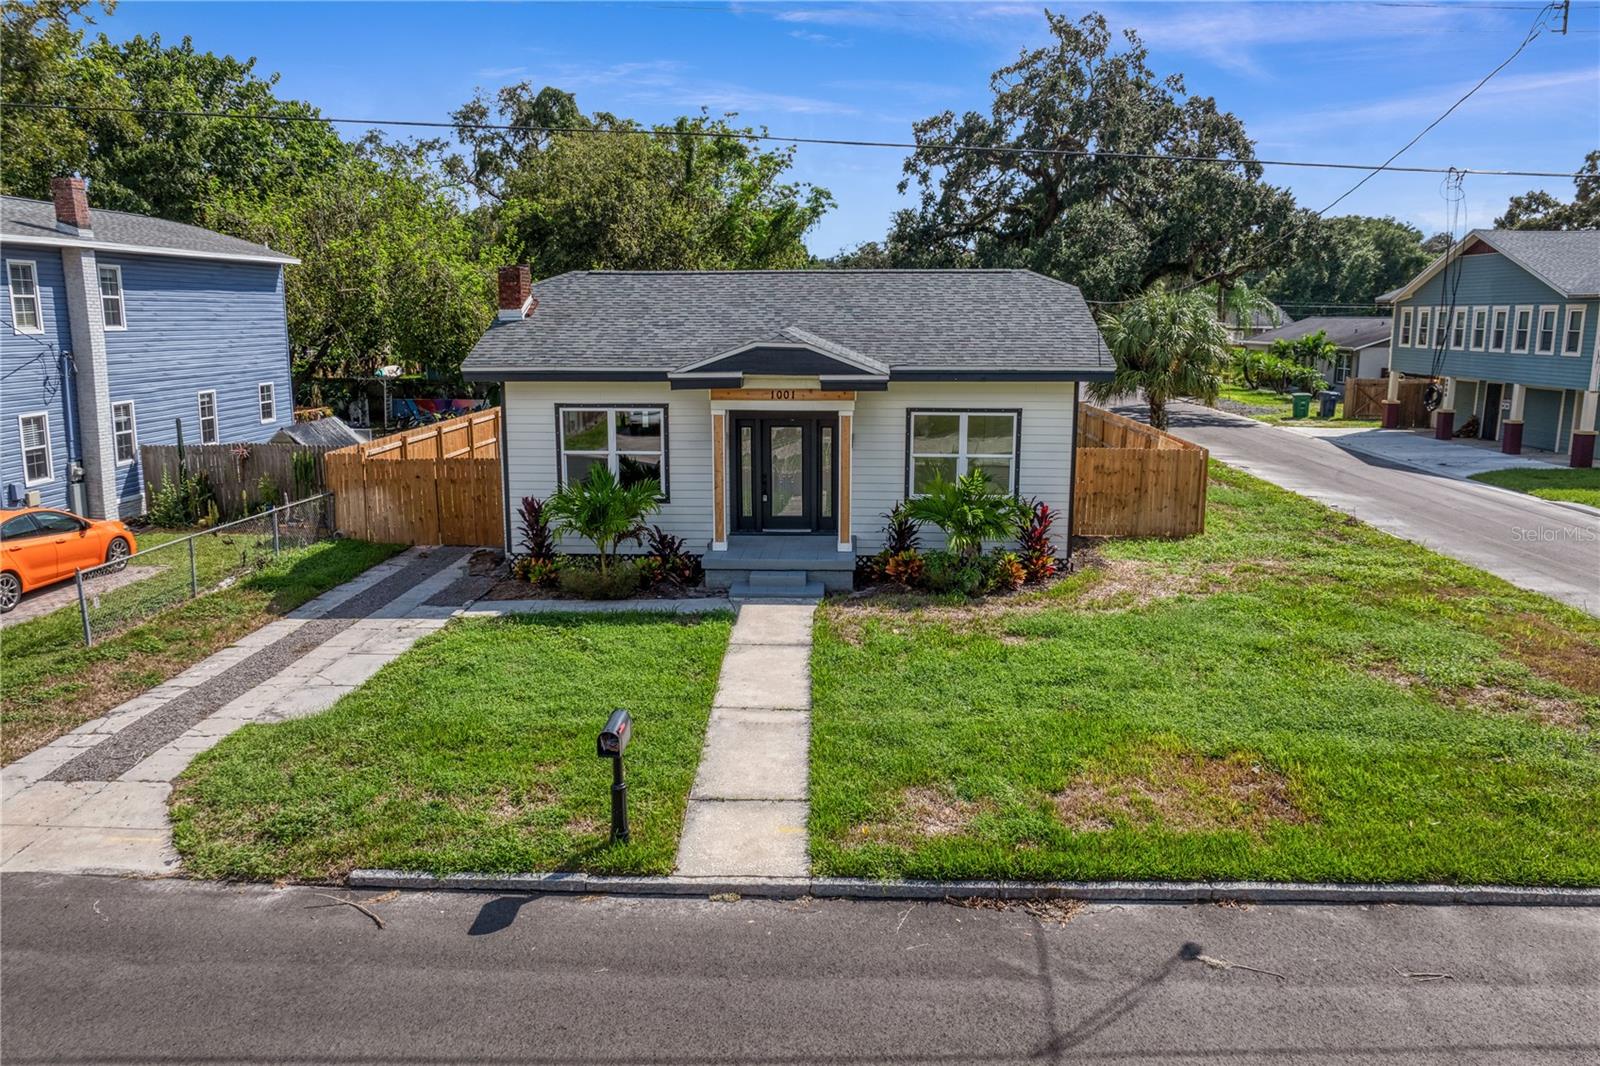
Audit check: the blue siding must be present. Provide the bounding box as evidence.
[100,254,292,505]
[1,251,75,510]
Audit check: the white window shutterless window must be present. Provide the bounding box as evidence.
[112,401,137,465]
[1561,307,1585,356]
[1490,307,1508,351]
[1512,306,1533,352]
[258,382,276,422]
[558,406,666,494]
[197,390,219,444]
[1536,308,1558,354]
[7,262,42,333]
[1470,308,1487,351]
[1399,308,1413,347]
[1451,308,1467,349]
[18,412,52,484]
[908,411,1018,495]
[1434,307,1448,347]
[1416,308,1431,348]
[98,265,125,329]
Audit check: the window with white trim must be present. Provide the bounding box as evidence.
[258,382,276,423]
[7,262,42,333]
[1399,308,1413,346]
[18,413,52,484]
[1562,307,1585,356]
[1434,307,1448,347]
[1451,308,1467,349]
[112,401,137,465]
[908,410,1018,495]
[98,265,125,329]
[1490,307,1508,351]
[558,406,666,494]
[1416,308,1431,349]
[1536,308,1557,354]
[1470,308,1487,351]
[197,390,219,444]
[1512,306,1532,352]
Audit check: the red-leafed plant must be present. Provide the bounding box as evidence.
[518,495,557,562]
[882,550,926,587]
[1017,499,1057,583]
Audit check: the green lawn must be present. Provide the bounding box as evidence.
[810,462,1600,886]
[1469,467,1600,508]
[1209,384,1378,428]
[171,611,733,881]
[1,539,400,764]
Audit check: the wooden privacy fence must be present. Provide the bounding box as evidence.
[142,442,337,520]
[1073,405,1208,538]
[324,408,503,546]
[1345,377,1429,425]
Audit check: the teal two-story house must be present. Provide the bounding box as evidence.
[1378,229,1599,467]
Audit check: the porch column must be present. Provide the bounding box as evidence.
[837,411,852,552]
[1381,371,1402,429]
[1502,384,1527,455]
[710,411,728,550]
[1433,377,1455,440]
[1571,390,1598,469]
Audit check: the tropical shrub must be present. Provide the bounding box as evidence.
[903,470,1027,560]
[1234,349,1327,393]
[1017,499,1058,583]
[643,525,703,589]
[510,555,561,588]
[517,495,558,562]
[882,550,926,587]
[558,559,643,600]
[882,501,920,556]
[545,466,661,575]
[1088,290,1232,430]
[990,551,1026,592]
[920,550,987,596]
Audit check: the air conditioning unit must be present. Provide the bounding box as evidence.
[24,490,41,507]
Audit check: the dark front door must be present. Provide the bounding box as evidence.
[732,415,838,534]
[1481,383,1502,440]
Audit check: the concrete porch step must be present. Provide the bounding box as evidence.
[729,578,824,601]
[748,569,809,588]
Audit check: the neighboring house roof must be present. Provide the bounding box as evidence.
[462,269,1115,381]
[1242,316,1393,352]
[271,417,363,449]
[1223,302,1292,332]
[1,195,298,266]
[1379,229,1600,303]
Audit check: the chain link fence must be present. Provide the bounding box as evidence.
[73,493,334,646]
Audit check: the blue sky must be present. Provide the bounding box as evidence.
[103,1,1599,255]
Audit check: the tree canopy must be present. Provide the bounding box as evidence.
[1087,289,1232,430]
[1495,150,1600,231]
[1259,215,1431,310]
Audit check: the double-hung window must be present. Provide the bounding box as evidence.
[18,413,52,484]
[98,265,125,329]
[558,406,666,494]
[7,262,42,334]
[1399,308,1413,347]
[1470,308,1487,350]
[1512,307,1532,352]
[908,410,1019,496]
[197,390,219,444]
[112,401,137,465]
[1451,308,1467,349]
[1490,307,1508,351]
[258,382,276,423]
[1434,307,1448,347]
[1416,308,1431,349]
[1536,308,1558,354]
[1562,307,1585,356]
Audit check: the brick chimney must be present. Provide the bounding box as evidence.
[51,176,92,235]
[497,265,533,321]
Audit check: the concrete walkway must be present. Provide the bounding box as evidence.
[1284,423,1581,483]
[675,603,814,878]
[0,546,474,876]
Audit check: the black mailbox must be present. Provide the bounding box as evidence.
[597,708,632,758]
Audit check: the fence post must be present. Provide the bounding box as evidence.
[188,536,198,597]
[272,508,281,557]
[77,568,92,647]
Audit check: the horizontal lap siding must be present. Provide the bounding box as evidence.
[504,381,712,552]
[1,250,75,510]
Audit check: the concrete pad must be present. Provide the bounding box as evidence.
[674,800,808,877]
[730,604,816,646]
[712,644,811,710]
[119,749,199,784]
[0,824,43,862]
[1,781,105,825]
[314,653,393,687]
[691,710,809,801]
[55,781,171,830]
[0,825,177,875]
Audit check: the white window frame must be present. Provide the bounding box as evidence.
[1469,308,1487,351]
[1511,305,1533,353]
[1451,308,1468,350]
[197,389,219,444]
[555,405,668,498]
[98,264,126,330]
[1535,307,1558,354]
[1489,306,1509,352]
[1435,306,1449,347]
[907,410,1020,497]
[1561,306,1585,357]
[257,382,276,423]
[17,411,53,485]
[1416,308,1431,349]
[7,261,43,335]
[111,400,137,466]
[1399,307,1413,347]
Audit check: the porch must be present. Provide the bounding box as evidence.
[702,534,856,599]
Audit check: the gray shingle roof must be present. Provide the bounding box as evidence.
[1242,315,1392,351]
[1,195,297,264]
[462,269,1113,379]
[271,417,364,448]
[1477,229,1600,297]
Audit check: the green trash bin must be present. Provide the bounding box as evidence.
[1290,392,1312,419]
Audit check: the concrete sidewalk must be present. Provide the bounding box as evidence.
[0,546,475,876]
[1285,423,1583,486]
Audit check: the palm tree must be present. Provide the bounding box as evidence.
[903,469,1027,561]
[545,465,661,575]
[1088,290,1232,431]
[1202,280,1279,342]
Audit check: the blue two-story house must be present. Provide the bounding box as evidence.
[1,178,299,517]
[1378,228,1598,468]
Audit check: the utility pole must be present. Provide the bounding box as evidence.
[1557,0,1570,36]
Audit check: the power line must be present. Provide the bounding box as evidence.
[0,100,1586,181]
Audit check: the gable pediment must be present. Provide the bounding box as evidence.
[669,326,889,384]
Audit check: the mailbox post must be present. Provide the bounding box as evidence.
[596,708,633,844]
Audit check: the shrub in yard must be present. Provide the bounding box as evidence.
[643,525,703,589]
[546,466,661,576]
[254,474,281,513]
[1017,499,1058,583]
[291,449,319,500]
[511,555,561,587]
[989,550,1026,592]
[147,470,216,527]
[518,495,558,562]
[882,549,926,588]
[904,470,1028,562]
[921,550,987,596]
[558,558,643,599]
[883,501,920,556]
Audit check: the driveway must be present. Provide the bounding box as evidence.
[1116,400,1600,616]
[0,563,161,628]
[3,873,1596,1066]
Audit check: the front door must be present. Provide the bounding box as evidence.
[731,415,838,534]
[1481,383,1502,440]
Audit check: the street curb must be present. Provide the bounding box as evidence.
[346,870,1600,906]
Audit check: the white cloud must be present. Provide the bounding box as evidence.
[475,65,529,80]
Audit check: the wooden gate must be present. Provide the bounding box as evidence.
[324,409,503,546]
[1073,405,1208,538]
[1345,377,1429,425]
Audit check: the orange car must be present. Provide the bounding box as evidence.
[0,507,137,613]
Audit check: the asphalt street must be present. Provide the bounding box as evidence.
[2,873,1597,1065]
[1117,400,1600,615]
